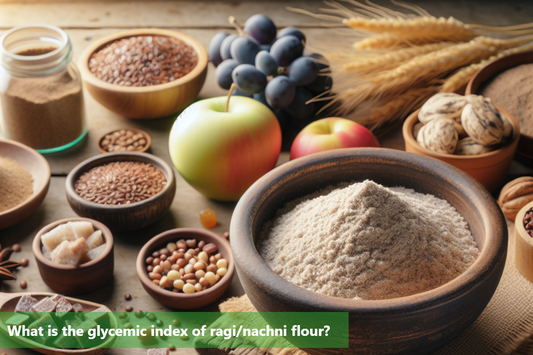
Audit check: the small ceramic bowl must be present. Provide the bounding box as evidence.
[98,128,152,154]
[33,217,114,295]
[403,106,520,193]
[515,201,533,283]
[136,228,234,309]
[466,50,533,166]
[0,139,51,230]
[231,148,507,355]
[65,152,176,232]
[78,29,208,119]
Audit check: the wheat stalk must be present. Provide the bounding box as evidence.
[344,16,476,38]
[440,42,533,93]
[327,36,533,124]
[343,42,452,73]
[349,87,435,129]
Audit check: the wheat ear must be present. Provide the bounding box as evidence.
[343,42,452,73]
[440,42,533,93]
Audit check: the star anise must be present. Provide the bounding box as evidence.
[0,245,17,281]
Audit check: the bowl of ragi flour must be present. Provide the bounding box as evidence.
[230,148,507,355]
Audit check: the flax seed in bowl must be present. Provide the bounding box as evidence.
[78,29,208,119]
[66,152,176,232]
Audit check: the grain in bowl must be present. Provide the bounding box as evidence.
[88,35,198,87]
[258,180,480,300]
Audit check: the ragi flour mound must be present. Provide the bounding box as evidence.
[258,180,480,300]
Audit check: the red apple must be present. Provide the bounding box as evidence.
[290,117,380,160]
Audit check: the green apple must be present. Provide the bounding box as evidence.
[169,96,282,201]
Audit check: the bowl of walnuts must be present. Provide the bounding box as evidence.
[403,93,520,193]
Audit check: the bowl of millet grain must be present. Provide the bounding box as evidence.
[0,139,50,230]
[78,29,208,119]
[231,148,507,355]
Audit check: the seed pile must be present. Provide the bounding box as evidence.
[100,129,149,152]
[259,180,480,300]
[524,208,533,238]
[480,63,533,137]
[75,161,166,205]
[146,239,228,294]
[89,35,198,87]
[0,157,33,213]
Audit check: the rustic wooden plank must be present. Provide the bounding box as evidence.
[0,0,533,30]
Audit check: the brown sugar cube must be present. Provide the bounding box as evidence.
[31,297,59,313]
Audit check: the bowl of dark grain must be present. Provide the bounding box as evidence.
[78,28,208,119]
[65,152,176,232]
[230,148,507,355]
[136,228,234,309]
[466,50,533,166]
[0,139,51,230]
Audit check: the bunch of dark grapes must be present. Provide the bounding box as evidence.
[210,14,332,131]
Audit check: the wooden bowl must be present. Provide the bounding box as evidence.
[0,292,117,355]
[515,201,533,283]
[403,106,520,193]
[136,228,234,310]
[466,50,533,166]
[78,29,208,119]
[33,218,114,295]
[0,139,50,230]
[65,152,176,232]
[230,148,507,355]
[97,128,151,154]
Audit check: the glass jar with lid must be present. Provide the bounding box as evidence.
[0,25,87,153]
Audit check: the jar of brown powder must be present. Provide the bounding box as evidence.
[0,25,87,153]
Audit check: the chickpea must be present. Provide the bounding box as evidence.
[153,265,163,274]
[216,259,228,269]
[217,268,227,277]
[205,272,216,286]
[198,252,209,263]
[189,258,197,265]
[186,239,197,248]
[173,280,185,290]
[184,253,192,261]
[183,284,195,294]
[195,270,205,279]
[194,262,206,271]
[184,264,194,274]
[194,283,202,292]
[167,242,177,253]
[167,270,181,281]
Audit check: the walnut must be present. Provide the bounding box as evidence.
[418,93,468,125]
[455,137,494,155]
[498,177,533,220]
[417,117,458,154]
[461,95,504,146]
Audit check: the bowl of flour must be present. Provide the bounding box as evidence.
[230,148,507,355]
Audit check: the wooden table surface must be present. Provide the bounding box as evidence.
[1,1,533,354]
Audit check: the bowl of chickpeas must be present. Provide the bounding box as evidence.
[136,228,234,309]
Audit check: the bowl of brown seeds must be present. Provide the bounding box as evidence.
[65,152,176,232]
[98,128,151,154]
[78,28,208,119]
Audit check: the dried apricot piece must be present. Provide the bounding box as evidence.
[200,208,217,228]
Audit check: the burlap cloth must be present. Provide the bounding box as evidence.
[205,220,533,355]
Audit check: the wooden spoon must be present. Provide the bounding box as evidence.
[0,292,117,355]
